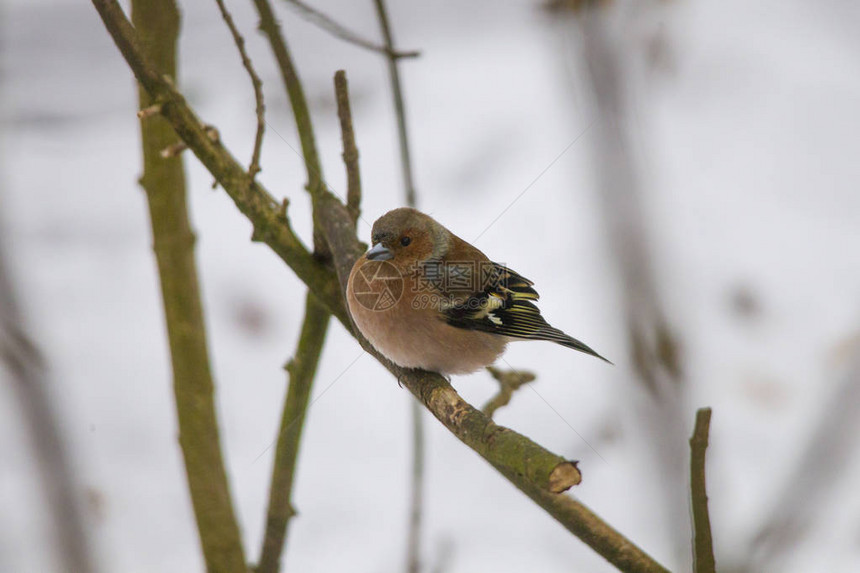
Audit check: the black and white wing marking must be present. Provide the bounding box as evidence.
[442,263,610,363]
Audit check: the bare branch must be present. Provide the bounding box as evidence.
[689,408,715,573]
[406,388,426,573]
[334,70,361,227]
[483,366,537,419]
[281,0,419,59]
[132,0,248,570]
[214,0,266,178]
[374,0,417,208]
[257,294,330,573]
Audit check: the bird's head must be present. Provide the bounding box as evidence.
[366,207,450,268]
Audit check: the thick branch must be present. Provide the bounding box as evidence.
[91,4,671,570]
[132,1,247,571]
[689,408,715,573]
[257,293,330,573]
[214,0,266,177]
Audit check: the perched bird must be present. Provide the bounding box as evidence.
[347,208,609,375]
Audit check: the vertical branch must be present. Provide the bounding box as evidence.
[334,70,362,227]
[405,396,425,573]
[0,230,99,573]
[373,3,423,571]
[252,2,340,570]
[252,0,322,195]
[373,0,417,207]
[214,0,266,178]
[256,294,330,573]
[253,0,328,256]
[689,408,715,573]
[132,1,247,571]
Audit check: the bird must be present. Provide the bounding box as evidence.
[346,207,609,375]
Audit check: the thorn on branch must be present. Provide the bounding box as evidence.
[204,124,221,144]
[160,141,188,158]
[137,103,163,119]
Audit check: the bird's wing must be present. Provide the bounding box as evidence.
[442,262,610,362]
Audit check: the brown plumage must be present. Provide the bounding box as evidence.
[346,208,609,375]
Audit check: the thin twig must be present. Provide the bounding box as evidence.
[334,70,361,227]
[281,0,419,59]
[406,391,425,573]
[257,294,330,573]
[689,408,715,573]
[214,0,266,178]
[483,366,537,419]
[374,0,417,208]
[90,5,672,569]
[132,0,248,571]
[252,2,335,569]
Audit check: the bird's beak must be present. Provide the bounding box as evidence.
[366,243,393,261]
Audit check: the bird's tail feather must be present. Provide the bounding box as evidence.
[534,325,613,365]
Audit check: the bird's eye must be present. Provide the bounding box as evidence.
[400,236,412,247]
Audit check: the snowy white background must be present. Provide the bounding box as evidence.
[2,0,860,572]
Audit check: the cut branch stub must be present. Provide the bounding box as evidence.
[418,373,582,493]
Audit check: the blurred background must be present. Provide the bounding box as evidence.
[2,0,860,571]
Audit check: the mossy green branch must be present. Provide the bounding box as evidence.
[131,1,247,571]
[256,294,330,573]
